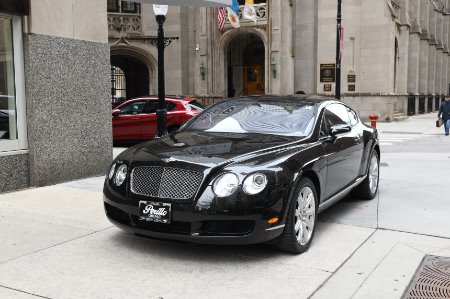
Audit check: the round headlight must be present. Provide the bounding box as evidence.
[212,173,239,197]
[243,173,267,195]
[114,164,128,186]
[108,163,116,180]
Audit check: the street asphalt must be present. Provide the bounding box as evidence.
[0,113,449,299]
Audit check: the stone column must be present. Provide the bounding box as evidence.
[447,54,450,94]
[435,14,444,95]
[428,9,437,96]
[407,0,421,95]
[26,1,112,186]
[280,0,294,94]
[396,0,409,95]
[294,0,317,94]
[270,0,281,94]
[195,7,208,96]
[442,6,449,96]
[418,1,429,95]
[446,0,450,95]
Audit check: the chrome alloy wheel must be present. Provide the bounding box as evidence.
[369,154,379,195]
[294,186,316,246]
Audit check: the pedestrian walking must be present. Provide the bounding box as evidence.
[438,96,450,136]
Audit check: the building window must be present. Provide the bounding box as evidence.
[0,15,27,153]
[107,0,119,12]
[107,1,140,14]
[121,1,139,13]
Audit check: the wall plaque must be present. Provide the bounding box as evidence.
[348,74,356,83]
[348,85,356,91]
[324,84,332,92]
[320,64,336,83]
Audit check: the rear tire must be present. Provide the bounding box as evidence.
[275,178,318,254]
[352,150,379,200]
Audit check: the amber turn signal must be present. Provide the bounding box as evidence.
[267,217,279,224]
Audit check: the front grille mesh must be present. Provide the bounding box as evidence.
[131,166,203,200]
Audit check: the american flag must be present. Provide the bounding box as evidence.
[218,7,226,30]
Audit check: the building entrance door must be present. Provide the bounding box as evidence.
[111,54,149,101]
[244,64,264,95]
[227,33,265,97]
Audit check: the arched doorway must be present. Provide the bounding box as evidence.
[111,54,149,100]
[227,33,265,97]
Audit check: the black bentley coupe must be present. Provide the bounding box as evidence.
[104,95,380,254]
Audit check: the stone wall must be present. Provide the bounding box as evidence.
[342,95,407,122]
[0,154,29,192]
[24,34,112,187]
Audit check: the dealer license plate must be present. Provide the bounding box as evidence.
[138,201,171,224]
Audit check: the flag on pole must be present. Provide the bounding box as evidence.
[339,25,344,63]
[218,7,226,30]
[231,0,240,14]
[227,6,240,28]
[243,0,256,22]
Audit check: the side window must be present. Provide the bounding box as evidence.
[348,108,359,126]
[143,101,159,114]
[0,16,27,152]
[166,102,177,112]
[319,117,329,138]
[324,104,351,128]
[141,101,176,114]
[118,101,147,115]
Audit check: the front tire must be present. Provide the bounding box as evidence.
[352,150,379,200]
[275,178,318,254]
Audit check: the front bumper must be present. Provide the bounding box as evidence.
[103,193,286,245]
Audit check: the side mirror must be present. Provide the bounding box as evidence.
[330,125,351,136]
[112,109,121,117]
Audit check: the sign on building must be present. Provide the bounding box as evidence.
[320,64,336,83]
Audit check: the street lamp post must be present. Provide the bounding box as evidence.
[153,4,168,138]
[134,0,232,138]
[335,0,342,100]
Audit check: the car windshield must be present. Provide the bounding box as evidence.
[183,99,317,137]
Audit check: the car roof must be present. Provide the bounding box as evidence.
[228,94,337,105]
[128,96,195,103]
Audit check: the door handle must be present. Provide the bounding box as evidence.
[132,118,139,120]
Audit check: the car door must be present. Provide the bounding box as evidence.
[164,101,180,127]
[347,107,365,176]
[321,103,362,199]
[112,100,147,141]
[139,100,159,140]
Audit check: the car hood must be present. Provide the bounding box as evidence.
[117,131,304,168]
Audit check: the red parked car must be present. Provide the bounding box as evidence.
[112,96,205,142]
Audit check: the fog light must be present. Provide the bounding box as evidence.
[268,217,279,224]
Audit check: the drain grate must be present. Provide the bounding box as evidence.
[402,255,450,299]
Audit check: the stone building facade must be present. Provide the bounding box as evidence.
[109,0,450,121]
[0,0,111,193]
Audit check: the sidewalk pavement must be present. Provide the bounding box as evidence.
[0,113,449,299]
[376,112,443,135]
